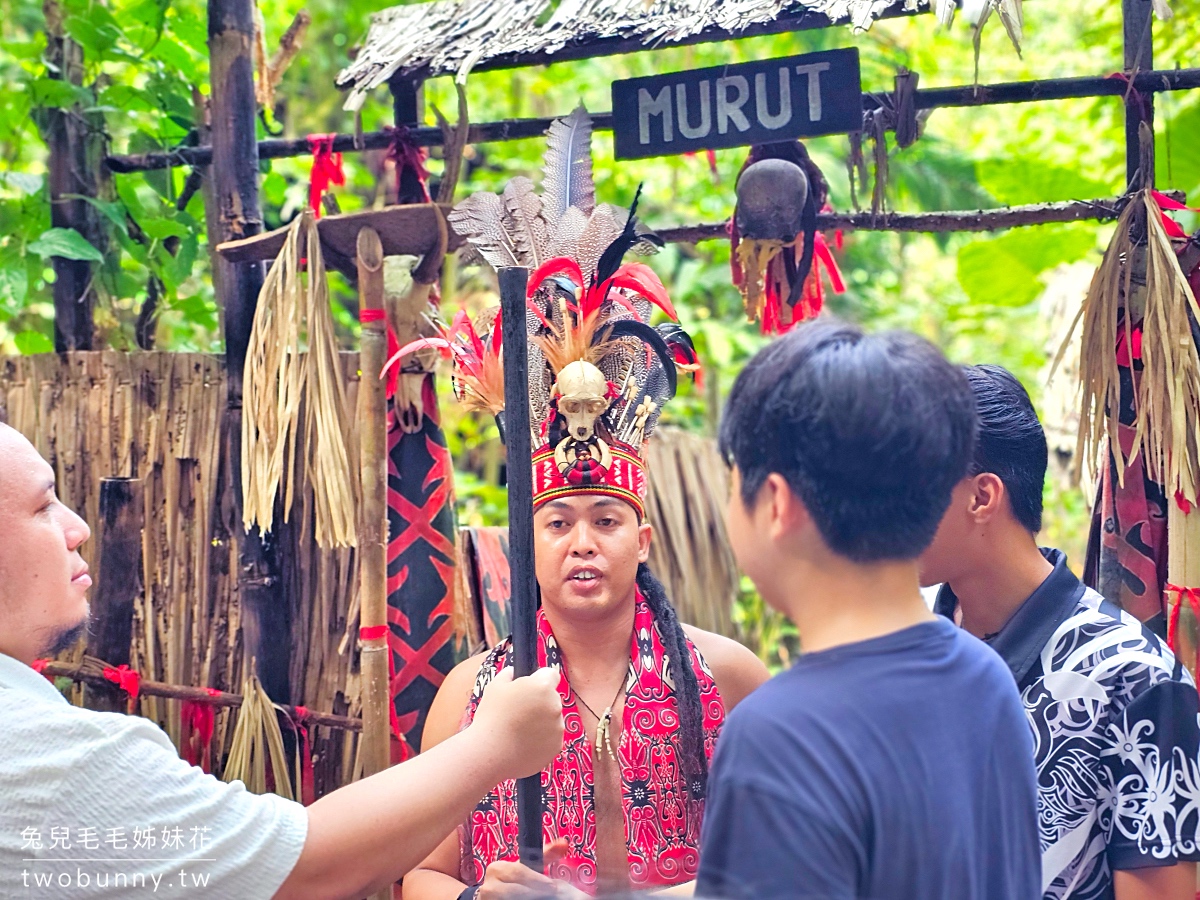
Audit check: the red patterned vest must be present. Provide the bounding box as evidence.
[458,593,725,893]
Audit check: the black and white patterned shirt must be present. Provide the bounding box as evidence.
[936,549,1200,900]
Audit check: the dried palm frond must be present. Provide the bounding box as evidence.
[223,673,295,801]
[1065,189,1200,507]
[644,428,738,637]
[243,210,358,549]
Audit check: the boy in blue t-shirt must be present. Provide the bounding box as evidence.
[698,321,1040,900]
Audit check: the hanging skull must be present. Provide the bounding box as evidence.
[734,158,810,241]
[555,360,611,441]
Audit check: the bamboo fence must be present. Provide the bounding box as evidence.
[0,350,364,790]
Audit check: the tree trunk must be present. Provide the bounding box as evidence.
[42,0,105,351]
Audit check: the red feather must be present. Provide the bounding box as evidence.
[527,257,585,299]
[380,336,455,381]
[604,263,677,320]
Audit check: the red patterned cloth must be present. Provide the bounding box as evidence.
[458,593,725,893]
[532,440,648,520]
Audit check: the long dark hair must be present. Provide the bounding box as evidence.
[636,563,709,798]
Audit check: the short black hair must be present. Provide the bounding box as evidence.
[719,320,977,562]
[962,364,1047,533]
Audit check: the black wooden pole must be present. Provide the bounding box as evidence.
[498,265,543,872]
[208,0,288,703]
[1123,0,1155,188]
[84,478,144,713]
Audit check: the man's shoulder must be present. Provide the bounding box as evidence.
[0,684,174,751]
[682,625,770,710]
[1042,589,1186,694]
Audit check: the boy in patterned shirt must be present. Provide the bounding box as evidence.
[920,364,1200,900]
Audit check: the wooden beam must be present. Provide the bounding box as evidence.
[104,68,1200,174]
[41,660,362,731]
[656,197,1127,243]
[84,478,144,714]
[208,0,289,704]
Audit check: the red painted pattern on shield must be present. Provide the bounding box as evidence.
[385,375,458,752]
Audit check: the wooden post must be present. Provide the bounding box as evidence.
[84,478,144,713]
[209,0,288,703]
[390,75,427,203]
[42,0,105,351]
[1123,0,1155,188]
[357,227,391,900]
[497,265,543,871]
[357,227,391,781]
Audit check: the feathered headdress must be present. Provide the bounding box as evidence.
[388,107,697,517]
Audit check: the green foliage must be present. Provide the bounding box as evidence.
[28,227,105,262]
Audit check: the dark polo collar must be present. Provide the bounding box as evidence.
[934,547,1086,688]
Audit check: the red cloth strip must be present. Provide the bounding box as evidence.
[1166,583,1200,656]
[102,664,140,700]
[308,133,345,218]
[359,624,404,744]
[359,310,400,397]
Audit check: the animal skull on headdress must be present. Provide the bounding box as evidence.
[555,360,611,442]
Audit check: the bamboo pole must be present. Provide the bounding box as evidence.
[357,225,391,900]
[357,227,391,790]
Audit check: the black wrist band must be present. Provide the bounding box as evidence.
[458,886,480,900]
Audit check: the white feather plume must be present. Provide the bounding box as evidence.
[541,105,595,228]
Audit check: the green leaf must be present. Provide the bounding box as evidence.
[957,225,1096,309]
[141,217,189,240]
[977,160,1113,207]
[67,195,129,236]
[28,228,104,263]
[1157,100,1200,198]
[149,36,199,84]
[0,258,29,309]
[167,233,198,285]
[14,331,54,355]
[29,78,90,110]
[0,172,43,195]
[65,14,124,59]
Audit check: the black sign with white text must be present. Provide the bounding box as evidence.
[611,48,862,160]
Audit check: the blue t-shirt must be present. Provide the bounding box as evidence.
[697,616,1040,900]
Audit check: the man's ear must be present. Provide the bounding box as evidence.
[968,473,1006,524]
[637,519,653,564]
[763,473,808,541]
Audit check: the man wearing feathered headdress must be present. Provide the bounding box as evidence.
[401,108,768,899]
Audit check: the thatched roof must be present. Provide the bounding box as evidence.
[337,0,924,110]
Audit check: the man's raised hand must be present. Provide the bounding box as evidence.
[471,667,564,779]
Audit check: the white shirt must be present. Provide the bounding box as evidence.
[0,652,307,898]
